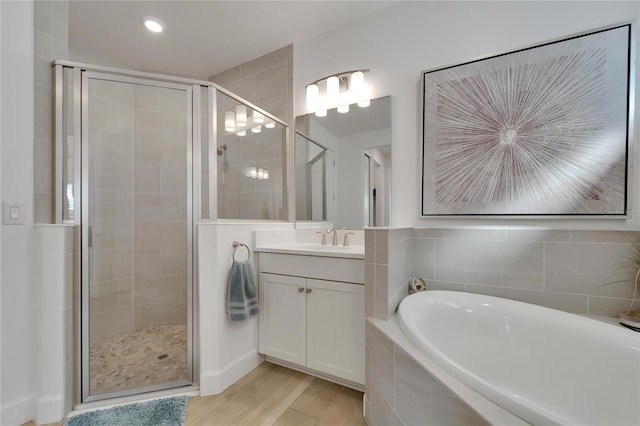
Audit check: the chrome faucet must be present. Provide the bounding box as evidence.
[316,231,327,245]
[326,228,338,246]
[343,232,355,247]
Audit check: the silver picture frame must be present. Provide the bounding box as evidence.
[421,23,632,216]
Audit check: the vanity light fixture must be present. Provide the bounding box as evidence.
[236,105,247,127]
[251,125,261,133]
[236,130,246,136]
[264,121,276,129]
[245,166,270,180]
[144,18,165,33]
[305,69,371,117]
[224,111,235,132]
[253,111,264,124]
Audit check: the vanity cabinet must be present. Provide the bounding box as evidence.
[257,252,365,386]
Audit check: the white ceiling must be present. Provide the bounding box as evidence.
[69,1,399,79]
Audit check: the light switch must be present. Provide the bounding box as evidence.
[3,202,25,225]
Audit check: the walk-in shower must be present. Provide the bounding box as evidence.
[53,61,288,403]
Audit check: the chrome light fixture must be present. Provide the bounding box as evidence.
[305,69,371,117]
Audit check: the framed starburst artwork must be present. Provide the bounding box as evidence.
[421,23,632,216]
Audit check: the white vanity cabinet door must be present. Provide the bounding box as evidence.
[259,273,307,367]
[305,279,365,385]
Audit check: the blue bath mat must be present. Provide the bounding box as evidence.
[65,395,188,426]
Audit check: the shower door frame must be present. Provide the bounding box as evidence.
[80,71,195,403]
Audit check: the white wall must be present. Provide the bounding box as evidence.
[294,1,640,229]
[1,1,37,424]
[198,221,293,396]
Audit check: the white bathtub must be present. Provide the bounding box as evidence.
[398,291,640,426]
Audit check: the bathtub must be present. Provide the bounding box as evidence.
[397,291,640,426]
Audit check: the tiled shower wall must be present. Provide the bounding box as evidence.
[210,45,293,125]
[211,46,293,220]
[88,80,188,343]
[34,0,69,223]
[88,79,136,343]
[131,85,188,329]
[366,227,640,320]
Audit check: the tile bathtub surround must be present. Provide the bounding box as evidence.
[365,228,412,320]
[365,319,501,426]
[410,228,640,318]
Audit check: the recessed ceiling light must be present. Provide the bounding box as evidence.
[144,18,165,33]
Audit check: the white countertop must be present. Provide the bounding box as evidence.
[254,243,365,259]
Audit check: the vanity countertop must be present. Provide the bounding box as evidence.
[254,243,364,259]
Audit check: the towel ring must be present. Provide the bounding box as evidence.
[232,241,250,261]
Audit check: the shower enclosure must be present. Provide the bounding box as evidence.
[53,62,288,403]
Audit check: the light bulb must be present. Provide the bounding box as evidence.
[236,130,246,136]
[315,110,327,117]
[144,18,164,33]
[250,167,257,179]
[306,84,319,110]
[224,111,235,132]
[351,71,364,94]
[263,170,269,179]
[236,105,247,127]
[337,104,349,113]
[251,126,261,133]
[264,121,276,129]
[357,99,371,108]
[253,111,264,124]
[327,76,339,100]
[258,168,264,179]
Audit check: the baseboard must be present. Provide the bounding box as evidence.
[1,394,36,426]
[200,350,264,396]
[363,394,370,423]
[36,395,64,425]
[265,357,365,392]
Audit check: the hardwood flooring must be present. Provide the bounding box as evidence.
[22,362,366,426]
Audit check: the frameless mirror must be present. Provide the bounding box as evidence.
[295,96,391,228]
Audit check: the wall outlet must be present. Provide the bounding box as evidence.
[273,232,283,243]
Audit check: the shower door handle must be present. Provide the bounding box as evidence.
[88,226,93,248]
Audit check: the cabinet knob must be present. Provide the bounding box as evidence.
[298,287,304,292]
[306,288,312,294]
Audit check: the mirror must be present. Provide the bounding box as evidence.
[295,96,391,228]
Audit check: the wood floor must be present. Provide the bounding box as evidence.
[24,362,367,426]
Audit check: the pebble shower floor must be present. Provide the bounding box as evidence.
[89,325,187,394]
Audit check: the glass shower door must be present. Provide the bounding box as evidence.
[82,73,192,401]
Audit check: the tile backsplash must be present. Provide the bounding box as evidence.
[366,228,640,319]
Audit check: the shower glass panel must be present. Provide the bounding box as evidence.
[84,75,192,400]
[216,91,287,220]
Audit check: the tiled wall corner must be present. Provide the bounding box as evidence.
[34,0,69,223]
[365,228,411,321]
[388,228,411,317]
[411,228,640,317]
